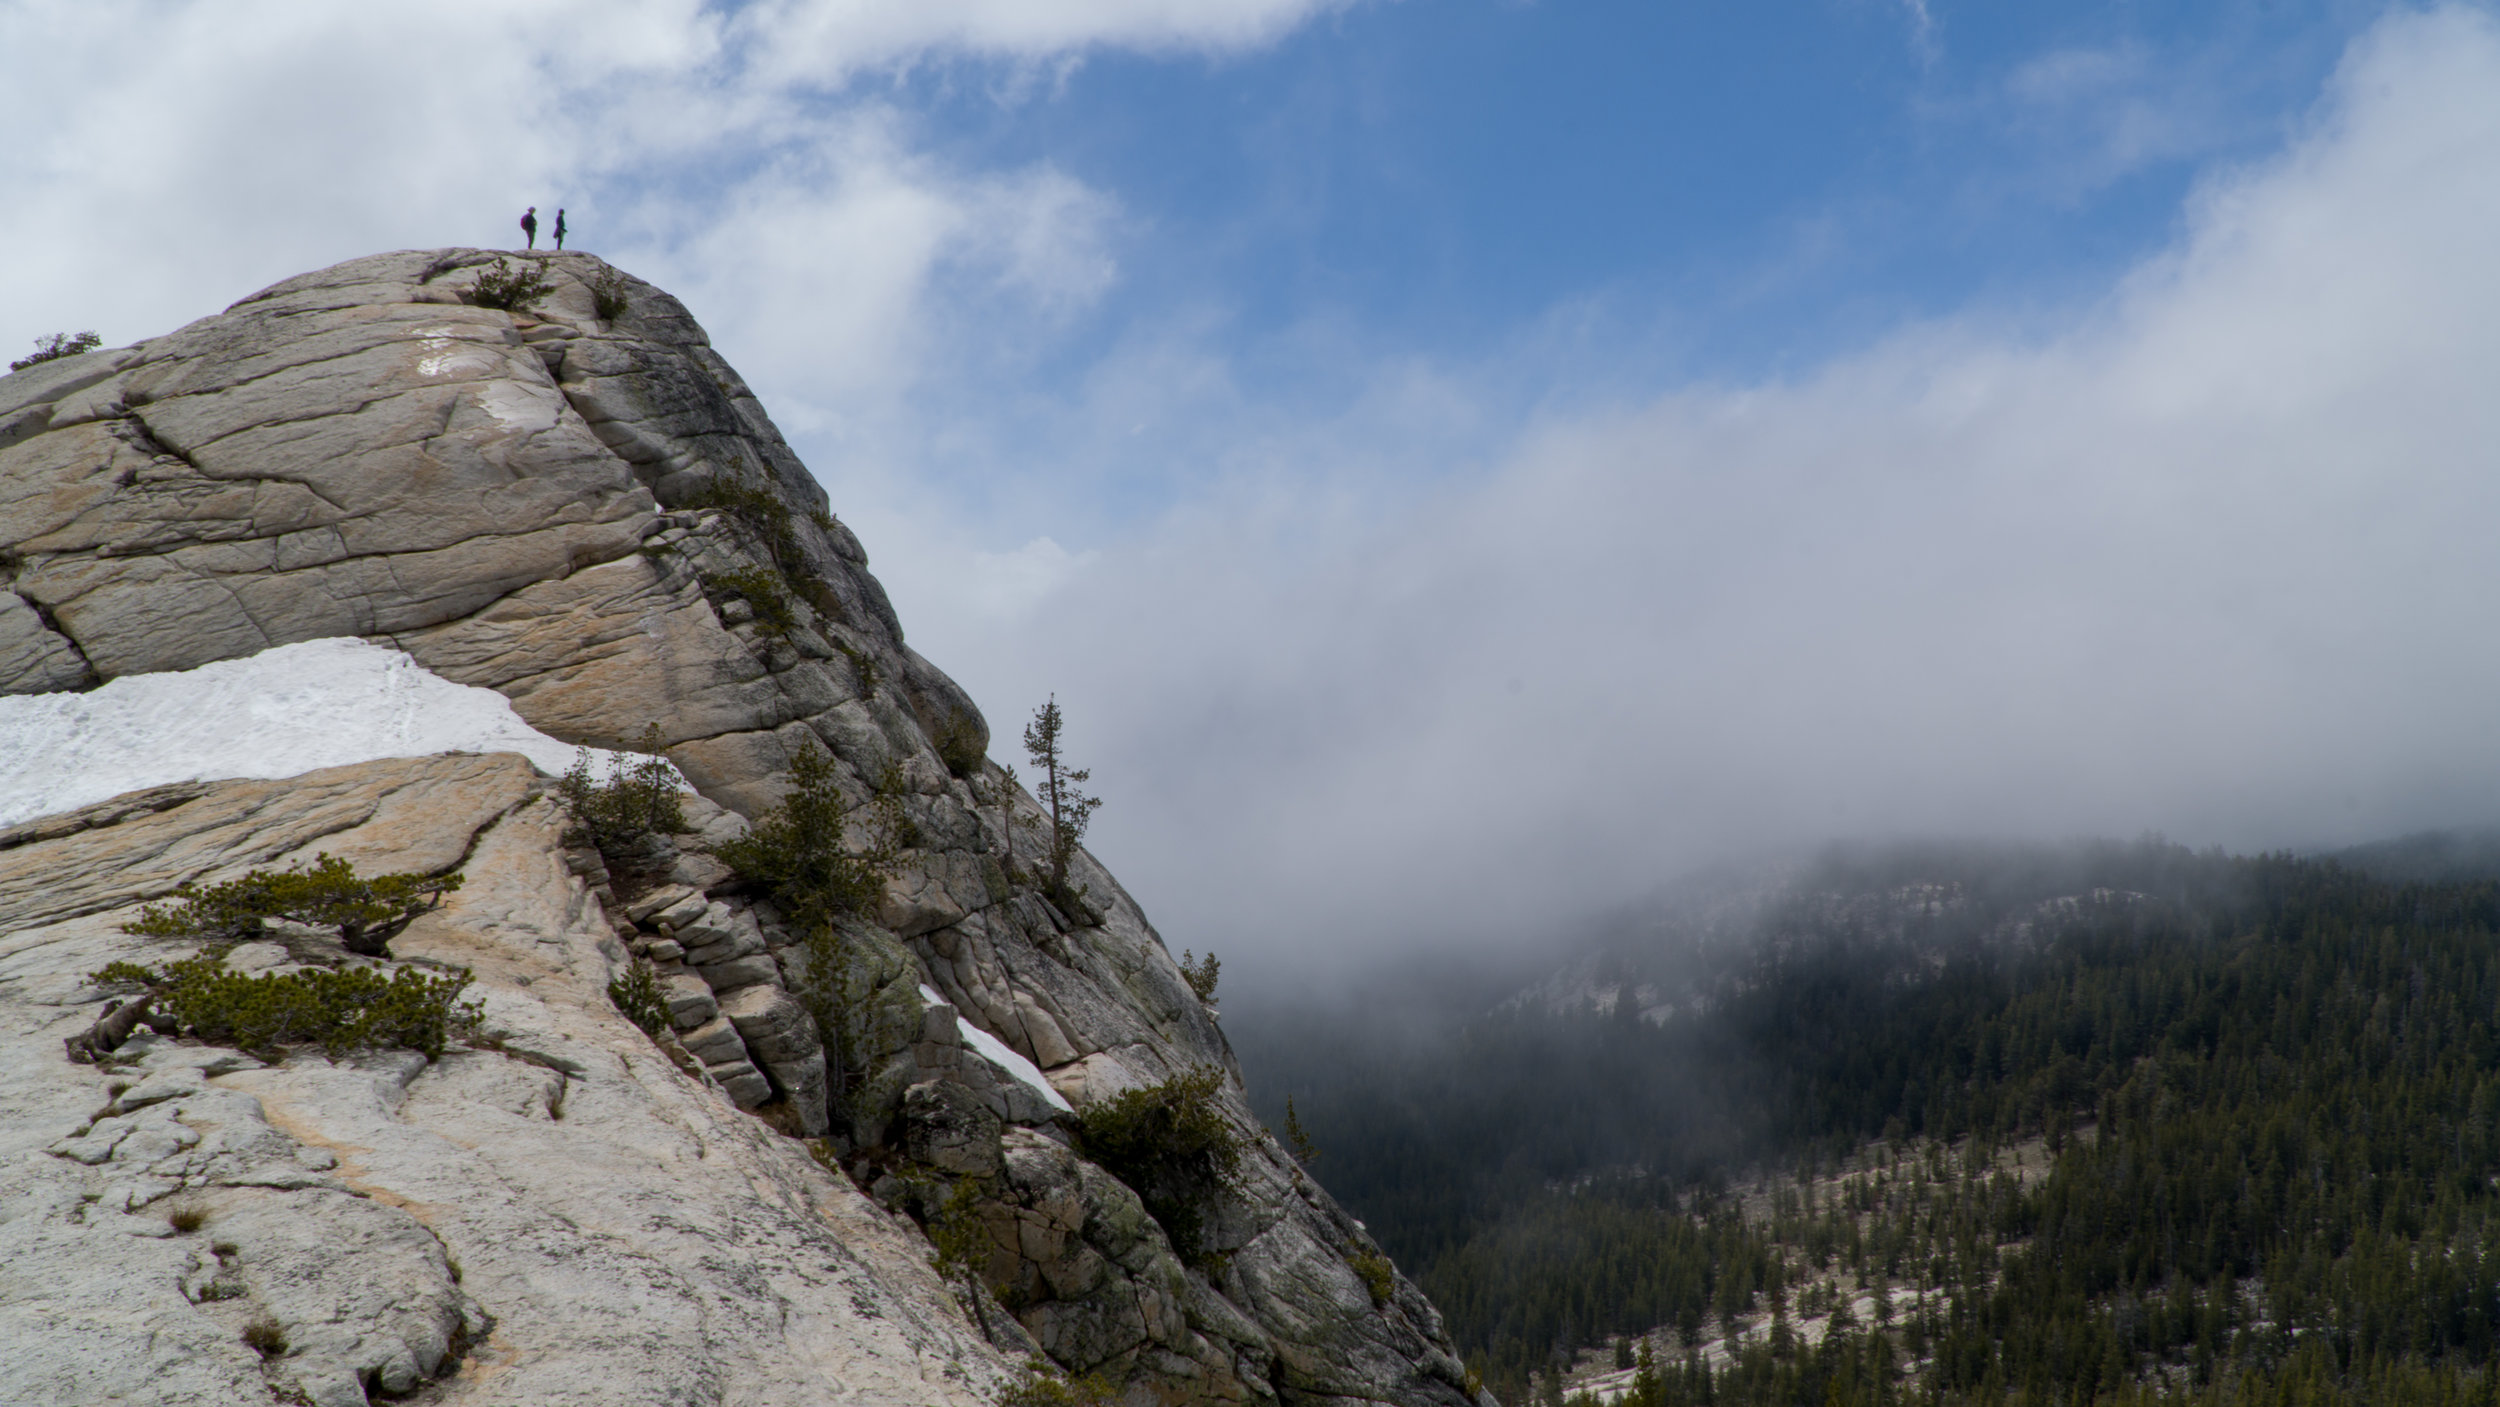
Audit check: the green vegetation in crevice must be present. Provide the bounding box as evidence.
[1352,1250,1395,1306]
[836,641,879,695]
[703,564,798,635]
[1179,949,1220,1003]
[995,1356,1118,1407]
[680,467,855,622]
[1075,1067,1241,1268]
[557,728,691,868]
[90,951,480,1060]
[11,330,101,371]
[586,266,631,320]
[932,710,986,779]
[718,741,897,931]
[872,765,926,852]
[122,854,463,958]
[606,956,670,1038]
[467,258,554,311]
[679,467,854,639]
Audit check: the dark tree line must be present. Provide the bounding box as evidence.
[1238,844,2500,1404]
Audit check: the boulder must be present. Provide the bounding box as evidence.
[903,1079,1004,1178]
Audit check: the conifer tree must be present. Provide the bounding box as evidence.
[1021,695,1100,909]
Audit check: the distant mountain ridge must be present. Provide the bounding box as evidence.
[1235,837,2500,1405]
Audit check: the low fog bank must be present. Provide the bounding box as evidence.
[892,9,2500,986]
[1226,822,2500,1073]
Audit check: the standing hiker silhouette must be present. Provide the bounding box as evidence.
[553,210,567,251]
[519,207,538,250]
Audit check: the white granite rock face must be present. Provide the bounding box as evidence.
[0,756,999,1407]
[0,251,1486,1407]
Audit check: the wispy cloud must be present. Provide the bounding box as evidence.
[871,8,2500,976]
[1897,0,1938,64]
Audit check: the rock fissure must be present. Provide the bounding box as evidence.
[109,408,205,474]
[14,589,99,687]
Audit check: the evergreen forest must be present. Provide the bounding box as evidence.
[1233,840,2500,1406]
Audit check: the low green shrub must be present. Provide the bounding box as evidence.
[558,726,689,863]
[607,956,669,1037]
[837,642,879,694]
[468,258,553,311]
[122,854,462,957]
[11,331,101,372]
[586,266,631,320]
[706,566,797,634]
[874,765,925,851]
[719,742,896,931]
[916,1173,993,1286]
[1179,949,1220,1003]
[996,1356,1117,1407]
[1075,1067,1241,1266]
[1282,1094,1320,1167]
[91,952,481,1060]
[682,472,798,567]
[241,1317,287,1358]
[932,711,986,779]
[1351,1250,1394,1306]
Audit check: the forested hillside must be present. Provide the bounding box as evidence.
[1235,841,2500,1405]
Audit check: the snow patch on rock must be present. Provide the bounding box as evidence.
[0,637,654,828]
[922,984,1075,1113]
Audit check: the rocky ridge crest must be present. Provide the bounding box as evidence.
[0,250,1481,1407]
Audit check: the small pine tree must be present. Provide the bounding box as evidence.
[121,853,462,957]
[1021,696,1100,912]
[11,330,101,372]
[557,724,689,864]
[1179,949,1220,1003]
[1284,1095,1320,1167]
[717,740,895,930]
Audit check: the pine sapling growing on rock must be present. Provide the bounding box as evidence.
[122,854,462,957]
[1283,1096,1320,1168]
[558,725,690,867]
[996,1356,1118,1407]
[1351,1250,1395,1306]
[1179,950,1220,1003]
[467,257,554,311]
[606,957,670,1038]
[718,741,896,931]
[586,266,632,321]
[11,330,101,371]
[1075,1067,1240,1267]
[1021,696,1100,916]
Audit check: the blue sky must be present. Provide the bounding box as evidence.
[5,0,2498,977]
[880,0,2372,419]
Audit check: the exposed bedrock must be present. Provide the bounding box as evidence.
[0,250,1484,1407]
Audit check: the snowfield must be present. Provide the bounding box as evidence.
[0,637,655,829]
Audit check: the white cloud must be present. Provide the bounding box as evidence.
[734,0,1358,83]
[879,7,2500,975]
[0,0,1288,380]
